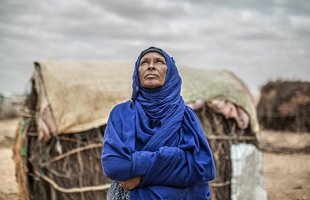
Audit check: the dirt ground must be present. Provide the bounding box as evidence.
[0,118,309,200]
[0,148,19,200]
[264,153,310,200]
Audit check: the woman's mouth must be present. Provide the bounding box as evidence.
[145,74,159,79]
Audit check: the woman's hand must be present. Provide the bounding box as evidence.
[119,177,142,190]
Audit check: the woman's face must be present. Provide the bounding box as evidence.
[138,52,167,89]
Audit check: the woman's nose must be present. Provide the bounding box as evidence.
[148,63,155,70]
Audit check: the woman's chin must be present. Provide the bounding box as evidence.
[142,81,163,89]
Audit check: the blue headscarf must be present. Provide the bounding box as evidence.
[102,47,215,200]
[131,48,186,151]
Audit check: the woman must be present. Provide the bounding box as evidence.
[102,47,215,200]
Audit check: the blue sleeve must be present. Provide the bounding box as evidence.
[101,102,135,181]
[101,116,132,180]
[101,106,165,181]
[132,146,215,187]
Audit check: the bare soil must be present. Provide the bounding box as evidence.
[0,118,309,200]
[263,152,310,200]
[0,148,19,200]
[0,118,19,200]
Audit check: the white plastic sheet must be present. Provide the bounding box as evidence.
[231,143,268,200]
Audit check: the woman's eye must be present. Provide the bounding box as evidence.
[140,61,147,66]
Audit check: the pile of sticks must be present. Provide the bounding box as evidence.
[23,118,110,200]
[257,80,310,132]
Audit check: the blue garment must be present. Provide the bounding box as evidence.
[102,48,215,200]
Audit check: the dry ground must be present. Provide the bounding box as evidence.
[0,118,309,200]
[0,148,19,200]
[0,118,19,200]
[264,152,310,200]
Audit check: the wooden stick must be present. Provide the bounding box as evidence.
[47,143,102,164]
[206,135,256,141]
[210,181,230,187]
[35,171,110,193]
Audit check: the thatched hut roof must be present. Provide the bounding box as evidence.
[32,61,258,135]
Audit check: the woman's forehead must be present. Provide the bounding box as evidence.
[140,52,166,61]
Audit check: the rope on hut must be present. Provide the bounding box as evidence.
[206,135,257,141]
[45,143,102,165]
[210,181,231,187]
[34,171,111,193]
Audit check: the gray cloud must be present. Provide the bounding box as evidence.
[0,0,309,96]
[91,0,189,20]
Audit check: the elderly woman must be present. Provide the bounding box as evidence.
[102,47,215,200]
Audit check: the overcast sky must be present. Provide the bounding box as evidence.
[0,0,309,96]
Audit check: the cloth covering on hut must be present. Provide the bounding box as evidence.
[102,48,215,199]
[33,61,258,136]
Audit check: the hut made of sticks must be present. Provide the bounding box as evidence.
[13,61,260,200]
[257,80,310,132]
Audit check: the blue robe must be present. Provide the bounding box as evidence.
[102,47,215,199]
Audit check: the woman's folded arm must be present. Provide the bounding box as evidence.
[101,114,134,181]
[102,134,214,186]
[131,146,215,187]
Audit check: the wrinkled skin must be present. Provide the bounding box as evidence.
[138,52,167,89]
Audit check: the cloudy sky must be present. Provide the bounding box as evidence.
[1,0,309,96]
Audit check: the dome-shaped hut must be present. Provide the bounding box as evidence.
[13,61,264,200]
